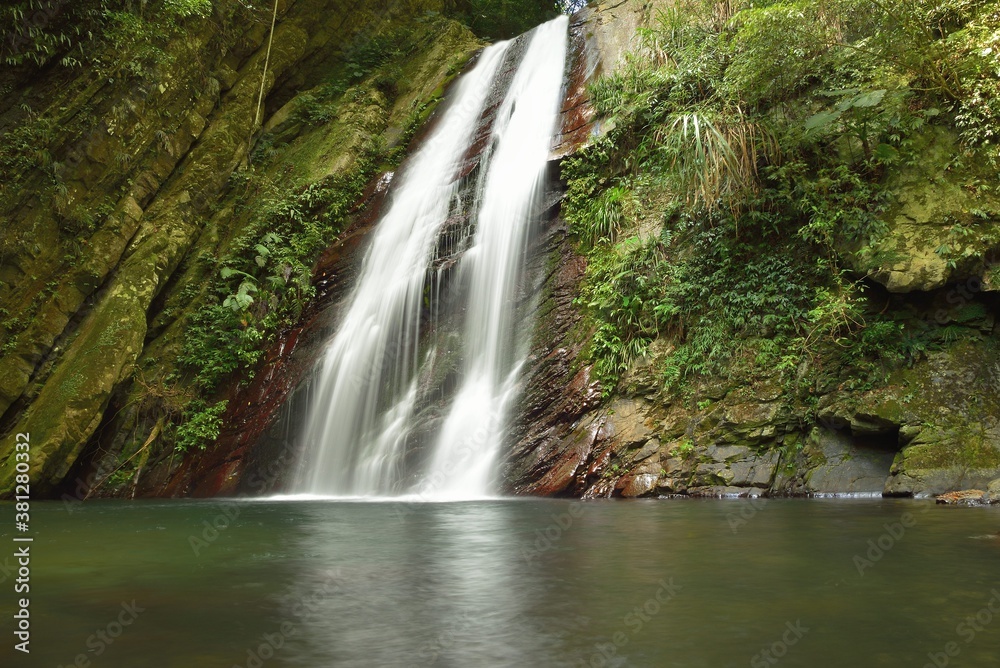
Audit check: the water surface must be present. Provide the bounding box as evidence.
[4,498,999,667]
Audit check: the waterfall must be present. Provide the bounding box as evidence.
[294,16,568,499]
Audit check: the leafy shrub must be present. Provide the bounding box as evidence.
[562,0,1000,395]
[577,236,670,387]
[720,1,830,106]
[176,400,229,452]
[164,0,213,18]
[0,0,112,68]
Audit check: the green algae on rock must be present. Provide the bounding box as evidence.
[0,0,481,496]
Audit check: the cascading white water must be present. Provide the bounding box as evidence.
[295,16,568,498]
[422,19,569,498]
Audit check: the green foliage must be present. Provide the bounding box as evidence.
[104,466,134,488]
[164,0,213,18]
[179,303,264,390]
[770,160,890,252]
[803,87,937,166]
[294,28,416,124]
[179,161,375,392]
[676,438,695,458]
[563,0,1000,396]
[176,400,229,452]
[0,113,55,176]
[576,236,670,388]
[0,0,219,72]
[97,9,171,77]
[448,0,561,39]
[562,150,609,241]
[569,184,634,246]
[836,0,1000,165]
[656,110,778,213]
[0,1,237,198]
[167,13,464,453]
[0,0,112,68]
[172,140,383,454]
[719,1,829,106]
[654,223,826,386]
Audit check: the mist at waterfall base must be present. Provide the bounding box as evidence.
[281,17,568,501]
[17,498,1000,667]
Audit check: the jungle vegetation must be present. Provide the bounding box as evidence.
[563,0,1000,399]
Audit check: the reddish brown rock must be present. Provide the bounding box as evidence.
[936,490,990,505]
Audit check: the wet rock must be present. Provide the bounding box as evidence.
[688,486,764,498]
[800,427,896,495]
[619,473,658,498]
[694,462,735,486]
[709,445,753,462]
[935,490,990,506]
[503,8,677,501]
[609,398,653,446]
[686,445,780,491]
[554,0,670,158]
[505,207,602,495]
[630,438,661,463]
[884,419,1000,498]
[728,451,781,489]
[656,477,687,494]
[886,460,1000,498]
[849,412,900,436]
[715,401,786,446]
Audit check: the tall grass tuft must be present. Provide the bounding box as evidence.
[657,110,779,216]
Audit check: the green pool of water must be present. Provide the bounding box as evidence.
[2,498,998,667]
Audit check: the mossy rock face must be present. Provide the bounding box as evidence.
[854,128,1000,293]
[814,337,1000,497]
[539,300,1000,498]
[885,425,1000,497]
[0,263,157,492]
[0,20,309,492]
[0,15,231,417]
[0,196,197,493]
[0,0,480,497]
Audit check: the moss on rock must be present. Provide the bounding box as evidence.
[0,1,481,496]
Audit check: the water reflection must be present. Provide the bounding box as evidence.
[9,498,1000,668]
[279,502,572,667]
